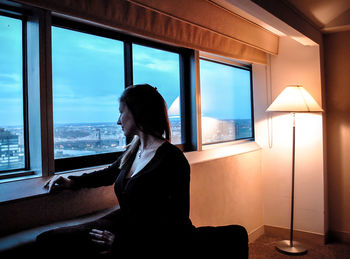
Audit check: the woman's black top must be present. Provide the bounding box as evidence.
[68,141,193,252]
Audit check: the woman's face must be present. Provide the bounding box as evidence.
[117,102,138,137]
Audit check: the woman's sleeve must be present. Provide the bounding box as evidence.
[68,155,122,189]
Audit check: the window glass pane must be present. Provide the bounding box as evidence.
[52,27,125,159]
[200,59,253,145]
[132,44,182,144]
[0,15,25,171]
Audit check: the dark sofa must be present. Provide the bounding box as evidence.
[0,207,248,258]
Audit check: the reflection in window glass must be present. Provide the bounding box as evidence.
[0,15,25,171]
[52,27,125,159]
[200,59,253,145]
[132,44,182,144]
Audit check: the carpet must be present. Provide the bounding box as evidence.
[249,235,350,258]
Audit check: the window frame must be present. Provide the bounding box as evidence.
[0,9,31,178]
[0,6,256,180]
[51,16,194,172]
[199,53,255,146]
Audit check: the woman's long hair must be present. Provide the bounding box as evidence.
[119,84,171,168]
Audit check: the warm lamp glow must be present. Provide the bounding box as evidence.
[265,85,322,255]
[266,86,323,112]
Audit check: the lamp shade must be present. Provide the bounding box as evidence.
[266,86,323,112]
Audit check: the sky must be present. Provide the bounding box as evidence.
[200,59,252,120]
[0,15,23,127]
[0,15,252,127]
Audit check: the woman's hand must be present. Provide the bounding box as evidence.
[44,175,74,193]
[89,229,115,255]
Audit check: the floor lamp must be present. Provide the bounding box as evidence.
[266,85,323,255]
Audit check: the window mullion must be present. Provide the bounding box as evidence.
[194,50,202,151]
[22,16,30,170]
[41,10,55,176]
[124,41,133,88]
[179,49,199,152]
[27,9,55,177]
[123,41,133,145]
[249,70,255,140]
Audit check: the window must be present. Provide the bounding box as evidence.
[0,14,26,172]
[132,44,182,144]
[51,20,186,172]
[52,26,125,160]
[0,8,256,179]
[200,58,253,145]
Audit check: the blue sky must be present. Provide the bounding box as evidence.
[0,15,23,127]
[200,59,252,120]
[0,16,252,127]
[52,26,125,125]
[52,26,181,125]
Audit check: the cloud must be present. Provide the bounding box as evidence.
[78,42,123,56]
[52,83,76,99]
[133,52,178,72]
[0,73,21,83]
[0,73,22,94]
[52,25,123,58]
[54,95,118,109]
[0,97,22,104]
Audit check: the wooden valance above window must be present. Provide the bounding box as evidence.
[15,0,279,64]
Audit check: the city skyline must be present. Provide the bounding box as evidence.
[52,118,251,158]
[0,117,252,171]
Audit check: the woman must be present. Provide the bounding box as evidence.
[38,84,194,257]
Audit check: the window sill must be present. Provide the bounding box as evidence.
[0,141,261,204]
[0,175,49,204]
[185,140,261,165]
[0,165,108,204]
[0,170,36,181]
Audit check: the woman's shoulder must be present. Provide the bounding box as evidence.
[160,141,189,164]
[160,141,182,155]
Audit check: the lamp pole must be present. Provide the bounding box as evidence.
[275,112,307,255]
[290,112,296,247]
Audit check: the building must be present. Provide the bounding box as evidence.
[0,128,23,171]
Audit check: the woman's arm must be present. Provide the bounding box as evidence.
[45,155,122,192]
[68,157,122,188]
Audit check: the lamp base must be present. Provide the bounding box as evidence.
[275,240,307,255]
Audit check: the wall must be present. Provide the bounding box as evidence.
[254,36,326,235]
[0,185,117,236]
[324,30,350,240]
[190,150,263,237]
